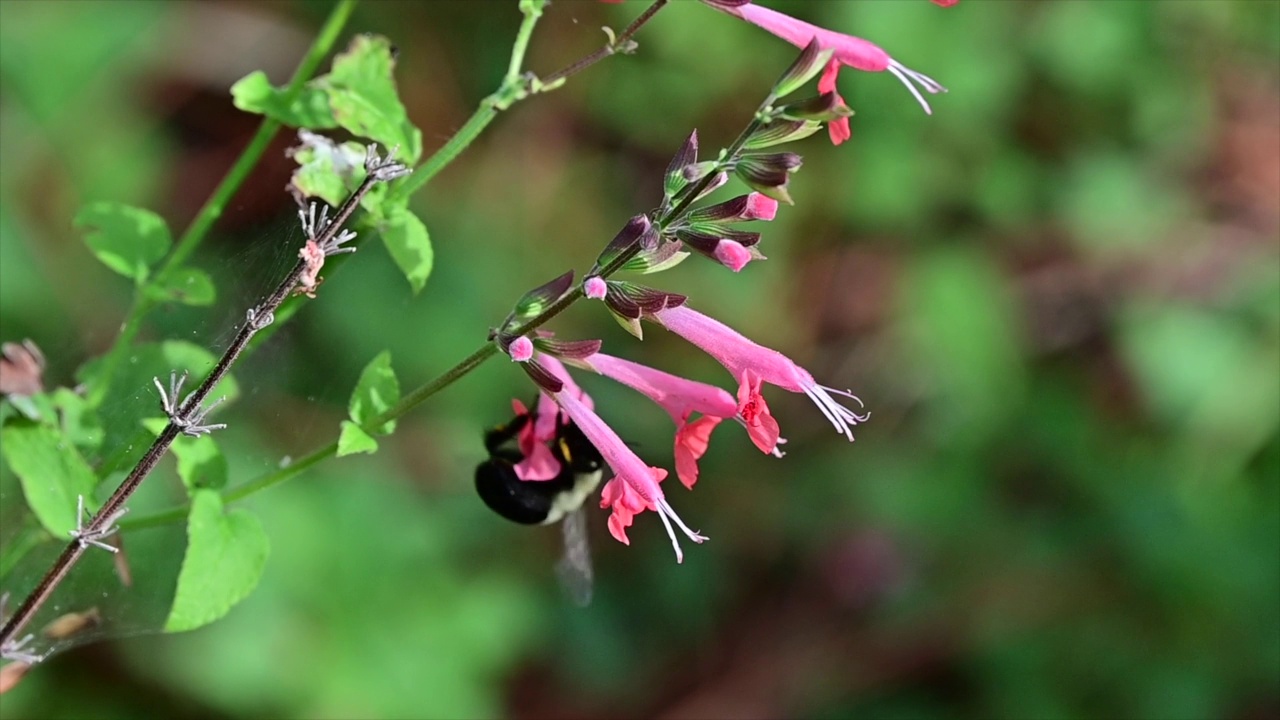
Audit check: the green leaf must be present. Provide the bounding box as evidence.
[348,350,399,434]
[230,70,337,129]
[165,490,269,633]
[146,267,216,306]
[51,387,103,454]
[74,202,172,282]
[288,132,368,207]
[337,420,378,457]
[320,34,423,163]
[0,420,98,536]
[170,434,229,492]
[380,206,433,294]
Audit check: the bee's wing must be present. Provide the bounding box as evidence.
[554,507,594,607]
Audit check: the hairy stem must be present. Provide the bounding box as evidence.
[0,170,392,648]
[86,0,359,409]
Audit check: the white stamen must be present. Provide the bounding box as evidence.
[887,61,947,116]
[803,384,848,438]
[655,508,683,564]
[653,497,708,564]
[823,385,871,423]
[802,382,871,442]
[659,498,707,544]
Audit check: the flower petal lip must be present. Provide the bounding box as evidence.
[818,61,853,145]
[674,415,723,489]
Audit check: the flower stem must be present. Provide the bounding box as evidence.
[86,0,359,409]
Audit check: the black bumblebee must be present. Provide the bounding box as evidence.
[475,406,605,605]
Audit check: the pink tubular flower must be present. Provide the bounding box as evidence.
[931,0,959,6]
[714,239,754,272]
[744,193,779,221]
[508,336,534,362]
[552,384,708,562]
[511,397,560,481]
[584,276,608,300]
[512,357,594,481]
[541,355,707,560]
[709,1,945,137]
[585,353,740,488]
[654,304,869,442]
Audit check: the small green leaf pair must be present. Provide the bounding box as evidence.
[337,351,401,457]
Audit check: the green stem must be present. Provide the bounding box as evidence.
[391,105,497,202]
[507,0,547,82]
[87,0,358,408]
[392,0,547,203]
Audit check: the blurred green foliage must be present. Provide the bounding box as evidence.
[1,1,1277,718]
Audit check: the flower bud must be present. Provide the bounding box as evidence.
[744,119,824,150]
[584,276,607,299]
[686,193,779,225]
[714,239,753,272]
[734,152,803,205]
[508,336,534,362]
[593,215,656,272]
[772,38,834,99]
[778,92,854,123]
[663,130,699,198]
[503,270,574,333]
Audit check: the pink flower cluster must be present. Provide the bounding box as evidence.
[510,302,867,562]
[493,0,953,560]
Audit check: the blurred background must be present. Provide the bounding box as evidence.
[1,0,1277,718]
